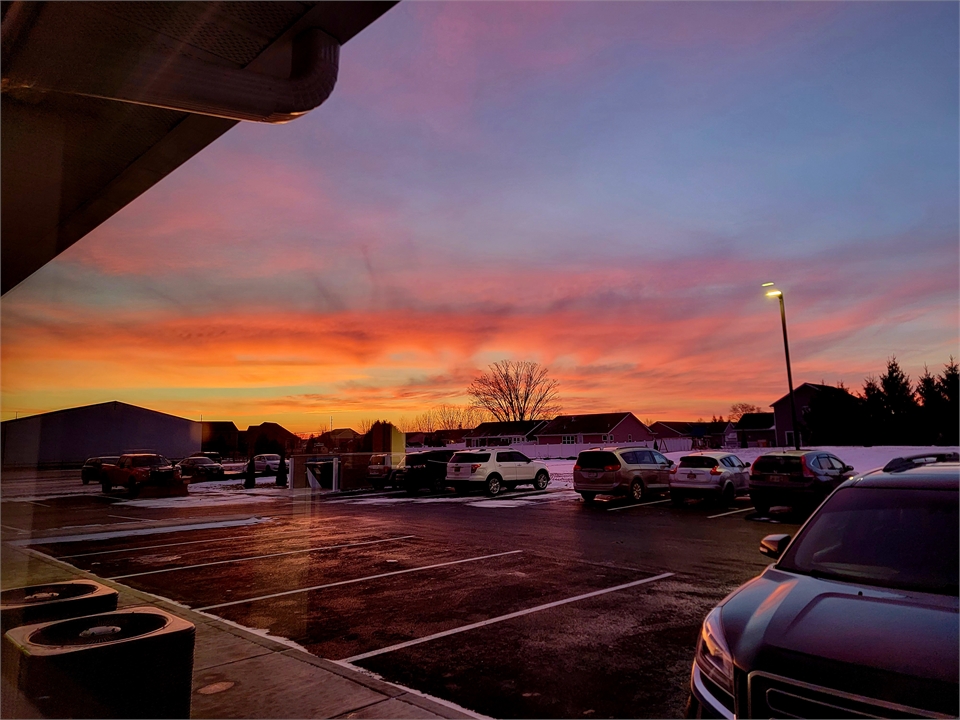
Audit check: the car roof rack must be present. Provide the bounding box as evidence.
[882,452,960,473]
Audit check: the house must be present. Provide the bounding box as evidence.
[201,421,240,457]
[464,421,547,448]
[734,413,776,448]
[1,401,200,468]
[689,421,737,449]
[405,432,426,448]
[427,428,470,446]
[771,382,857,447]
[244,422,300,456]
[648,422,694,453]
[317,428,362,453]
[536,413,653,446]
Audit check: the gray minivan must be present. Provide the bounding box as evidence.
[573,447,673,503]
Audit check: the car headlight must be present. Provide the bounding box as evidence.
[696,606,734,696]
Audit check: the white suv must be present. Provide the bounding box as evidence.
[447,448,550,496]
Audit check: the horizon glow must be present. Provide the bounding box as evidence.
[2,2,957,434]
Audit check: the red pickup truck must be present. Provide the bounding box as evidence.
[102,453,184,497]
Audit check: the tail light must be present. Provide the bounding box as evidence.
[710,466,723,475]
[573,464,581,471]
[800,456,815,478]
[470,464,481,473]
[669,466,678,475]
[603,463,621,472]
[750,458,758,475]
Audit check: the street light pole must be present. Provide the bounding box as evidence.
[764,284,801,450]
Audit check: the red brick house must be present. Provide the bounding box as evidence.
[536,412,653,445]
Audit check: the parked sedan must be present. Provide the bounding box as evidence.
[177,456,224,480]
[669,452,749,505]
[749,450,855,515]
[688,453,958,719]
[80,456,119,485]
[253,454,287,475]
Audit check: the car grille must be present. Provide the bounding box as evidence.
[748,671,949,719]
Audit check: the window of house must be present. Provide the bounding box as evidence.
[601,434,613,442]
[627,434,632,442]
[562,435,577,444]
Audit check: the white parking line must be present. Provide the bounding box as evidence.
[196,550,524,611]
[1,524,28,534]
[108,514,157,522]
[340,572,674,663]
[58,524,341,559]
[707,507,753,519]
[107,535,417,580]
[607,499,671,511]
[11,517,269,546]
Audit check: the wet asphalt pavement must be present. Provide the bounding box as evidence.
[5,479,806,719]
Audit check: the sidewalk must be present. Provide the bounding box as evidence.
[1,543,478,719]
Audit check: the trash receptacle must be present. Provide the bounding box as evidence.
[1,581,118,635]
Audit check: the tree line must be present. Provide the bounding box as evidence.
[804,357,959,446]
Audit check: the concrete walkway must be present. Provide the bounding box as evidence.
[1,544,477,719]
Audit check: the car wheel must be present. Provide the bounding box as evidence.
[101,480,111,494]
[721,483,736,506]
[670,490,685,506]
[82,475,90,485]
[580,492,596,503]
[533,471,549,491]
[485,474,502,496]
[430,479,446,494]
[629,479,644,502]
[750,493,769,515]
[127,477,140,499]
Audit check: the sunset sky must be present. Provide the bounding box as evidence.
[2,1,957,434]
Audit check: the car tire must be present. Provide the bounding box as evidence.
[629,479,644,503]
[485,474,502,496]
[750,493,769,515]
[101,480,111,494]
[430,479,446,494]
[580,492,596,503]
[721,483,736,506]
[82,475,90,485]
[127,477,140,499]
[670,490,685,506]
[533,471,549,491]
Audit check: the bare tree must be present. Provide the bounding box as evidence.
[728,403,762,422]
[467,360,561,422]
[433,403,490,430]
[410,410,437,433]
[358,417,381,434]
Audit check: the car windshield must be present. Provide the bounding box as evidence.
[777,487,959,596]
[577,451,619,469]
[753,455,803,473]
[194,458,214,465]
[131,456,162,467]
[679,456,719,469]
[450,453,489,463]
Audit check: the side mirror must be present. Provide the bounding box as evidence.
[760,534,791,560]
[667,460,674,467]
[844,465,854,473]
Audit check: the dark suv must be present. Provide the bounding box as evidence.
[749,450,855,514]
[400,449,455,495]
[688,452,959,719]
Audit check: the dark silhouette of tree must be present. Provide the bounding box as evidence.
[879,357,919,444]
[860,376,886,446]
[917,365,943,444]
[937,357,959,445]
[468,360,561,422]
[728,403,761,422]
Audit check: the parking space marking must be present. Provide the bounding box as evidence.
[196,550,524,611]
[707,507,753,519]
[11,517,269,546]
[1,524,28,534]
[57,524,344,559]
[107,535,417,580]
[108,514,158,522]
[607,499,671,511]
[340,571,674,663]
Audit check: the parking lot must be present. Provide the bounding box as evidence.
[9,479,805,719]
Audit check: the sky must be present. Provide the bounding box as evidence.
[2,1,957,434]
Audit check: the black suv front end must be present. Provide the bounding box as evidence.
[689,453,959,719]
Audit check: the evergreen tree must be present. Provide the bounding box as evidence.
[916,366,943,444]
[938,357,959,445]
[860,377,885,446]
[879,357,919,444]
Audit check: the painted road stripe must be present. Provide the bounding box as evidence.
[107,535,417,580]
[341,572,674,663]
[197,550,524,611]
[707,507,753,519]
[58,524,343,559]
[1,524,28,534]
[10,517,268,546]
[607,498,671,511]
[108,514,157,522]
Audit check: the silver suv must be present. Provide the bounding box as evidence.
[573,447,673,503]
[446,448,550,496]
[669,452,750,506]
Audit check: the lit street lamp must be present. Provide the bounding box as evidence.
[763,283,801,450]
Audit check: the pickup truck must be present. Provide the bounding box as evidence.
[102,453,184,497]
